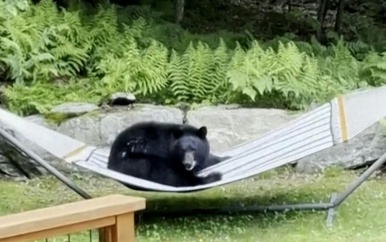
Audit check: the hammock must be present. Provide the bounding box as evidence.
[1,86,386,193]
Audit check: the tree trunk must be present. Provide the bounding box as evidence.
[174,0,185,24]
[316,0,329,42]
[287,0,292,12]
[335,0,344,34]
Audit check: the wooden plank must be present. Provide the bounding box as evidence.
[100,227,113,242]
[0,194,146,239]
[110,213,135,242]
[337,95,348,142]
[0,217,114,242]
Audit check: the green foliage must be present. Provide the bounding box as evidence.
[97,37,170,96]
[169,39,230,103]
[344,12,386,53]
[1,0,386,116]
[1,78,101,116]
[227,41,321,109]
[0,0,90,85]
[360,51,386,86]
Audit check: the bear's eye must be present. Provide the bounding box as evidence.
[185,143,196,151]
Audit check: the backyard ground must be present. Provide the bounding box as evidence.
[1,166,386,242]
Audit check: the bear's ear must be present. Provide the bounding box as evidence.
[197,126,207,138]
[173,127,184,138]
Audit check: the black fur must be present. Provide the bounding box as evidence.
[107,121,228,188]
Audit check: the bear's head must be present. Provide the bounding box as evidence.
[171,126,210,172]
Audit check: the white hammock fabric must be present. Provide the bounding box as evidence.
[1,86,386,192]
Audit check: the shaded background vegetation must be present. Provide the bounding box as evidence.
[0,0,386,116]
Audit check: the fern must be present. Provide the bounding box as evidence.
[96,37,169,96]
[1,0,384,116]
[0,0,91,84]
[209,38,231,102]
[360,51,386,86]
[2,78,102,116]
[226,40,340,109]
[169,40,230,103]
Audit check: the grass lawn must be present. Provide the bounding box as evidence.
[1,166,386,242]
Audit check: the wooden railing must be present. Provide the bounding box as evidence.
[0,194,146,242]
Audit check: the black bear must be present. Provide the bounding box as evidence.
[107,121,229,188]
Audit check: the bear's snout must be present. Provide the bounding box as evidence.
[182,151,197,171]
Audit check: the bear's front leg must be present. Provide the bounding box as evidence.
[197,172,223,185]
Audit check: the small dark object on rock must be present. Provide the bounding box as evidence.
[107,92,136,108]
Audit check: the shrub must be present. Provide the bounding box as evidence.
[1,0,386,116]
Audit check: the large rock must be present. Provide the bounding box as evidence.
[295,122,386,173]
[187,105,386,172]
[99,104,183,145]
[0,104,183,179]
[31,104,184,147]
[0,137,93,180]
[50,102,100,115]
[186,105,300,154]
[0,115,56,161]
[0,154,17,178]
[0,135,44,180]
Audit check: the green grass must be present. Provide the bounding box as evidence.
[1,166,386,242]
